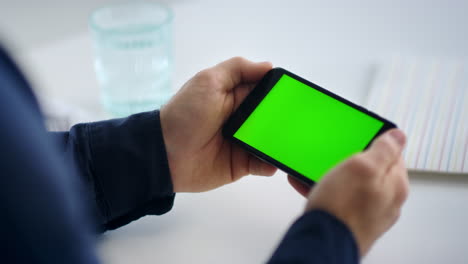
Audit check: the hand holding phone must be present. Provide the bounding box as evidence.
[160,58,277,193]
[276,129,409,258]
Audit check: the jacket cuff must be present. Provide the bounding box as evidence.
[85,110,175,230]
[268,210,359,264]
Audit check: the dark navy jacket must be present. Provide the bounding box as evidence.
[0,46,358,264]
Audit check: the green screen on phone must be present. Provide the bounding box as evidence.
[233,74,384,182]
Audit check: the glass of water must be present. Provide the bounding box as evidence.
[90,2,173,117]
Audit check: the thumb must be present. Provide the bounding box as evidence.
[210,57,272,91]
[364,129,406,171]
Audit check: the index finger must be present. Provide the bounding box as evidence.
[287,175,311,197]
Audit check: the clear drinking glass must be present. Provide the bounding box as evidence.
[90,2,173,117]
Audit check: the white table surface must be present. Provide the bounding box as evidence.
[8,0,468,263]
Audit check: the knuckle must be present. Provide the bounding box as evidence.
[402,176,410,198]
[394,177,410,204]
[390,208,402,225]
[194,69,219,86]
[394,189,408,205]
[347,155,378,178]
[359,182,381,199]
[229,56,246,64]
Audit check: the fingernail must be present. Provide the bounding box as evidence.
[389,129,406,147]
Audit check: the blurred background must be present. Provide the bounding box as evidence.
[0,0,467,263]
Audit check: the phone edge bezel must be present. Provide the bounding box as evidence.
[222,67,397,186]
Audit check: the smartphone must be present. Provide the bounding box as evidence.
[223,68,396,185]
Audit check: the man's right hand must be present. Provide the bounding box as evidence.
[290,129,409,257]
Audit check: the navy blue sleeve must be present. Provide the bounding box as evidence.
[50,111,175,231]
[0,44,175,263]
[0,46,100,264]
[268,210,359,264]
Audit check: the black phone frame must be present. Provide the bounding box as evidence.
[223,67,397,186]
